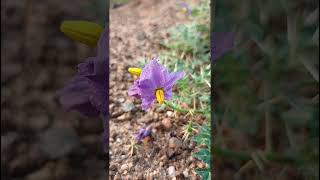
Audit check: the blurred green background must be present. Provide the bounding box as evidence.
[213,0,319,179]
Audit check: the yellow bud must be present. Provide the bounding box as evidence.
[155,89,165,104]
[60,20,103,47]
[128,68,142,76]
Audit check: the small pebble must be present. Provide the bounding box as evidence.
[161,118,172,129]
[183,169,189,177]
[166,111,173,117]
[169,137,182,149]
[121,101,134,112]
[118,98,125,103]
[117,114,127,121]
[120,164,128,171]
[167,166,176,177]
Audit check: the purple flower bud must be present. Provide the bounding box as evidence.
[135,127,152,143]
[179,1,192,15]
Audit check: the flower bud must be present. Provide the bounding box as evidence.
[60,20,103,47]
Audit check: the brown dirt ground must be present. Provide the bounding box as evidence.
[109,0,206,179]
[2,0,106,179]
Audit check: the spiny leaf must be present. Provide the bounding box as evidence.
[194,148,211,165]
[195,168,211,180]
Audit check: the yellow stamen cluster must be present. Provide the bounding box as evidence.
[128,68,142,76]
[155,89,165,104]
[60,20,103,47]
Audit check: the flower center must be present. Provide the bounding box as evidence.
[155,88,165,104]
[128,68,142,76]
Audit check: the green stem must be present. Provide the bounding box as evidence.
[164,101,205,114]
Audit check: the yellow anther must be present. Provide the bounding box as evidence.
[155,89,165,104]
[60,20,103,47]
[128,68,142,76]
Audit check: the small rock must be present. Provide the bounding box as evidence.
[118,97,125,103]
[161,118,172,129]
[166,111,173,117]
[167,166,176,177]
[138,115,152,123]
[119,84,126,90]
[188,141,196,149]
[110,164,117,171]
[153,122,162,129]
[136,31,147,41]
[168,137,182,149]
[121,101,134,112]
[116,114,128,121]
[167,149,175,159]
[109,104,115,111]
[153,113,159,120]
[183,169,189,178]
[111,111,122,118]
[120,164,128,171]
[160,155,167,161]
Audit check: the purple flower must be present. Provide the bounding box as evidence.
[135,127,152,143]
[128,80,141,98]
[179,1,192,15]
[128,58,184,110]
[57,27,108,152]
[212,32,235,62]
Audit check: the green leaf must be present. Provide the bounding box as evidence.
[193,124,211,146]
[195,168,211,180]
[194,149,211,165]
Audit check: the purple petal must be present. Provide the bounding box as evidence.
[77,58,108,115]
[138,79,156,98]
[164,71,184,90]
[135,127,152,143]
[135,128,145,143]
[57,27,109,154]
[57,75,99,117]
[211,32,234,61]
[179,2,192,15]
[141,96,155,110]
[128,80,141,98]
[143,128,152,137]
[138,78,157,110]
[164,89,173,100]
[140,59,166,87]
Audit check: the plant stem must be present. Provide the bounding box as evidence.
[164,101,205,114]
